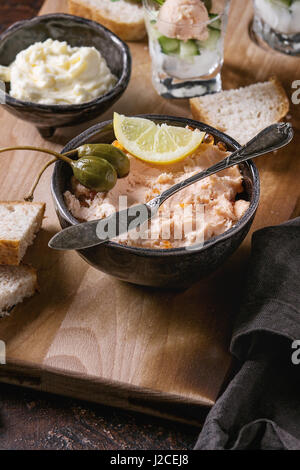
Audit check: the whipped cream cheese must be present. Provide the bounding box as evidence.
[0,39,117,105]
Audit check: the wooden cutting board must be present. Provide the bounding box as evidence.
[0,0,299,425]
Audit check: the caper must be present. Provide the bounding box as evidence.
[0,145,120,201]
[71,156,117,192]
[77,144,130,178]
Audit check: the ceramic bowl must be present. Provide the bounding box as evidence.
[0,14,131,138]
[52,116,260,289]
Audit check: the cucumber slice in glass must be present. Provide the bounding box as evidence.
[179,40,199,57]
[158,36,180,54]
[197,28,221,51]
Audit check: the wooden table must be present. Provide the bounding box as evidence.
[0,0,199,450]
[0,0,299,451]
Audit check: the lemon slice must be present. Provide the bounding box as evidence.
[113,113,205,164]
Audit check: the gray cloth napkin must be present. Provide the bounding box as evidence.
[195,217,300,450]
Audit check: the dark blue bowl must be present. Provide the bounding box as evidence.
[52,116,260,288]
[0,14,131,138]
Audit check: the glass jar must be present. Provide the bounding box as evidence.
[143,0,231,98]
[252,0,300,55]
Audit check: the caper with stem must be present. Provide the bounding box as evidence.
[65,143,130,178]
[0,145,119,201]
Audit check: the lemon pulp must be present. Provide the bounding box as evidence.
[113,113,205,164]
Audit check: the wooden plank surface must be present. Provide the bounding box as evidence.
[0,0,299,425]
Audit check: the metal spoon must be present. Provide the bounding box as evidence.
[49,123,293,251]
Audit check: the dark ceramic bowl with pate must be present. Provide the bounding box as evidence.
[0,14,131,138]
[51,116,260,289]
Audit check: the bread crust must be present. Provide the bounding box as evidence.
[190,99,212,128]
[269,76,290,117]
[0,201,45,266]
[0,240,20,266]
[68,0,146,41]
[25,265,38,293]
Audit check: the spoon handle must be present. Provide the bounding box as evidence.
[227,122,293,163]
[153,123,293,208]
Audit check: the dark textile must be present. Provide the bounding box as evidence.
[195,218,300,450]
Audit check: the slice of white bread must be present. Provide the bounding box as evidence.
[0,201,45,266]
[0,265,37,317]
[68,0,146,41]
[190,78,289,145]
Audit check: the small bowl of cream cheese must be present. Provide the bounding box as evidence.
[0,14,131,137]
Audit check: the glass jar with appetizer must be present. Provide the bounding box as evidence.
[252,0,300,55]
[143,0,231,98]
